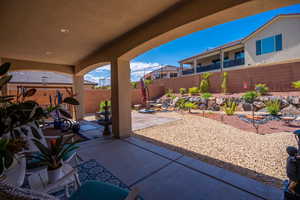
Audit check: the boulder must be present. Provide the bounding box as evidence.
[199,104,207,110]
[280,98,289,109]
[242,103,253,111]
[289,96,300,105]
[281,105,300,116]
[253,101,265,110]
[189,96,201,103]
[216,97,226,105]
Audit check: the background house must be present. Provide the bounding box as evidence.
[143,65,179,80]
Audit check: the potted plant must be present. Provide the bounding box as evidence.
[32,135,79,183]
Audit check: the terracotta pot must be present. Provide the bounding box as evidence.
[48,165,63,183]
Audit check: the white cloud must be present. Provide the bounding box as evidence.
[85,61,165,83]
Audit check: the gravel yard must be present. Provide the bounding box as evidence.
[134,111,297,188]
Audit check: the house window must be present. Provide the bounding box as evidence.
[234,51,244,60]
[170,73,177,78]
[256,34,282,55]
[212,59,220,64]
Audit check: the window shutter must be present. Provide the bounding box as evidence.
[256,40,261,55]
[275,34,282,51]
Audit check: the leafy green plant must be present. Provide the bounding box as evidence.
[255,83,269,96]
[32,135,79,170]
[184,102,198,113]
[202,92,212,100]
[199,72,212,93]
[175,98,187,110]
[131,82,137,89]
[292,81,300,89]
[266,100,281,115]
[222,101,237,115]
[179,88,186,95]
[144,79,153,87]
[242,91,258,103]
[221,72,228,94]
[99,100,111,112]
[188,87,199,95]
[166,89,173,97]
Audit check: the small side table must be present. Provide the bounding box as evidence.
[28,164,80,198]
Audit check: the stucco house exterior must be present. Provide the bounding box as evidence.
[179,13,300,75]
[143,65,179,80]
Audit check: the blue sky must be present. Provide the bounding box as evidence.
[85,4,300,84]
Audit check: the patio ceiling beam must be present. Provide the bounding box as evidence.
[2,58,74,75]
[75,0,298,74]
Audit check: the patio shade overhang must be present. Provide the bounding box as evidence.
[0,0,298,138]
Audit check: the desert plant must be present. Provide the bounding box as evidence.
[201,92,212,100]
[255,83,269,96]
[144,79,153,87]
[179,88,186,95]
[221,72,228,94]
[188,87,199,95]
[292,81,300,89]
[266,100,281,115]
[222,101,237,115]
[175,98,187,110]
[32,135,78,170]
[99,100,111,112]
[131,82,137,89]
[199,72,212,93]
[184,102,198,113]
[242,91,258,103]
[166,89,173,97]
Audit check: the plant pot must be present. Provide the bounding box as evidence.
[48,165,63,184]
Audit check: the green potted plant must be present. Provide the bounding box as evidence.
[179,88,186,96]
[32,135,79,183]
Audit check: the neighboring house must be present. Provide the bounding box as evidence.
[144,65,179,80]
[179,13,300,75]
[8,71,97,90]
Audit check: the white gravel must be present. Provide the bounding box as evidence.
[134,111,297,188]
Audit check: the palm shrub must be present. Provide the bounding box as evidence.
[179,88,186,95]
[199,72,212,93]
[32,135,79,170]
[188,87,199,96]
[221,72,228,94]
[255,83,269,96]
[184,102,198,113]
[222,101,237,115]
[266,100,281,115]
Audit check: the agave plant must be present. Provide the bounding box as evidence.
[31,135,79,170]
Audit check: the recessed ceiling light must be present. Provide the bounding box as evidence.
[60,28,70,33]
[45,51,53,55]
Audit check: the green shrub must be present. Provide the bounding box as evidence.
[222,101,237,115]
[131,82,137,89]
[202,92,212,99]
[175,98,187,110]
[184,102,198,113]
[166,89,173,97]
[144,79,153,87]
[179,88,186,95]
[221,72,228,93]
[255,83,269,96]
[188,87,199,95]
[292,81,300,89]
[199,72,212,93]
[242,91,258,103]
[99,100,111,112]
[266,100,281,115]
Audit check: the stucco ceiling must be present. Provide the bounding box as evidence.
[0,0,180,65]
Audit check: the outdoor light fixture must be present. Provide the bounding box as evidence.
[41,76,48,86]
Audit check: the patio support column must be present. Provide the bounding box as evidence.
[111,58,132,138]
[0,58,8,96]
[193,59,197,74]
[73,74,85,120]
[220,49,224,72]
[180,63,183,76]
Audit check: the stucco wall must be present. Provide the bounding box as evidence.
[244,16,300,66]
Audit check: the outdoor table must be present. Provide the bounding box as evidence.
[28,164,79,198]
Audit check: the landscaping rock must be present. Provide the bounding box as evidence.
[253,101,265,110]
[170,97,180,106]
[281,105,300,116]
[199,104,207,110]
[216,97,226,105]
[242,103,253,111]
[289,96,300,105]
[189,96,201,103]
[280,98,289,109]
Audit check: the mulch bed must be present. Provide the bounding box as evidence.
[194,112,300,134]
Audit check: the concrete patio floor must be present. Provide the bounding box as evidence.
[77,136,282,200]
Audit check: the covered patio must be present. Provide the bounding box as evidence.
[0,0,298,199]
